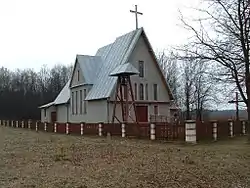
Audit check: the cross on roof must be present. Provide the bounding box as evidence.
[130,5,143,29]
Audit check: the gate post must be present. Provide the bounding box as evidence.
[229,120,233,137]
[185,120,196,144]
[28,120,31,129]
[150,123,155,140]
[121,123,126,138]
[16,121,18,128]
[36,121,38,132]
[21,121,24,128]
[44,122,47,131]
[212,121,217,141]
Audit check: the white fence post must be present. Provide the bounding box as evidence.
[16,121,18,128]
[66,123,69,134]
[44,122,47,131]
[28,120,31,129]
[212,121,217,141]
[80,123,84,135]
[242,121,246,135]
[229,120,233,137]
[121,123,125,138]
[99,123,103,136]
[36,121,38,132]
[54,122,57,133]
[185,120,196,144]
[150,123,155,140]
[11,120,14,127]
[21,121,24,128]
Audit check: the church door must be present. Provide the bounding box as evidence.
[51,111,57,122]
[136,105,148,122]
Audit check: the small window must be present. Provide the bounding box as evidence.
[77,70,80,81]
[139,61,144,77]
[139,83,144,100]
[154,105,158,115]
[72,92,74,114]
[76,91,78,114]
[134,83,137,100]
[145,84,148,100]
[153,84,158,100]
[80,90,82,114]
[84,89,87,114]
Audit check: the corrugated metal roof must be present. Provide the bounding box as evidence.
[85,28,143,100]
[109,63,139,76]
[54,80,70,105]
[38,101,54,109]
[77,55,102,84]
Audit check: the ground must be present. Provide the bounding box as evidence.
[0,127,249,188]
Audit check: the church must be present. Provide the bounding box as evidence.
[39,27,177,123]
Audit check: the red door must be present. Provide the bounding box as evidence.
[136,106,148,122]
[51,112,57,122]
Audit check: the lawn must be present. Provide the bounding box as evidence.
[0,126,249,188]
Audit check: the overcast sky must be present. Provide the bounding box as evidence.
[0,0,201,71]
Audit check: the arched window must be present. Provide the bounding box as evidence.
[139,83,144,100]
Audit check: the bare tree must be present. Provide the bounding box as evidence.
[179,0,250,130]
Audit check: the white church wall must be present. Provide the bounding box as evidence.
[41,106,56,123]
[57,104,69,123]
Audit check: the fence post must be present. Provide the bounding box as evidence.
[21,121,24,128]
[99,123,103,136]
[185,120,196,144]
[242,120,246,135]
[150,123,155,140]
[121,123,126,138]
[11,120,14,127]
[16,121,18,128]
[54,122,57,133]
[44,122,47,131]
[229,120,233,137]
[28,120,31,129]
[66,123,69,134]
[36,121,38,132]
[80,122,84,135]
[212,121,217,141]
[7,120,9,127]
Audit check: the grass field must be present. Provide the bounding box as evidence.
[0,126,249,188]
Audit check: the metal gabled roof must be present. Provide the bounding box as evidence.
[109,62,139,76]
[85,28,143,100]
[54,80,70,105]
[77,55,102,84]
[38,101,54,109]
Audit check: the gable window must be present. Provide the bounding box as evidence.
[84,89,87,114]
[139,83,144,100]
[77,70,80,82]
[76,91,78,114]
[145,83,148,100]
[72,92,74,114]
[80,90,82,114]
[153,84,158,100]
[134,83,137,100]
[139,61,144,77]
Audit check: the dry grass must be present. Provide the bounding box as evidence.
[0,127,249,188]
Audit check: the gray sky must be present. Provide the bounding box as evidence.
[0,0,200,71]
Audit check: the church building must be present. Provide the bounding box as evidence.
[39,27,177,123]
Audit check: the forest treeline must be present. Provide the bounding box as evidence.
[0,64,72,120]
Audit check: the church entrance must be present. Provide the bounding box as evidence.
[136,105,148,122]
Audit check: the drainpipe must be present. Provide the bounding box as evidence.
[107,97,110,123]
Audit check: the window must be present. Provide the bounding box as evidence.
[139,61,144,77]
[80,90,82,114]
[72,92,74,114]
[139,83,144,100]
[153,84,158,100]
[145,84,148,100]
[76,91,78,114]
[154,105,158,115]
[134,83,137,100]
[44,109,46,117]
[84,89,87,114]
[77,70,80,81]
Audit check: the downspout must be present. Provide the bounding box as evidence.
[107,97,110,123]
